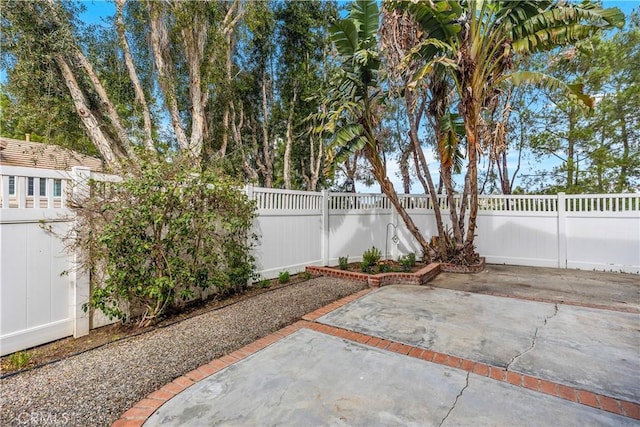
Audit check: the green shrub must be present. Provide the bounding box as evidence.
[362,246,382,267]
[70,155,257,327]
[377,263,392,273]
[360,261,372,273]
[338,256,349,270]
[398,252,417,270]
[301,271,313,280]
[278,271,291,284]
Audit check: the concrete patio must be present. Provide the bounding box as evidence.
[114,266,640,426]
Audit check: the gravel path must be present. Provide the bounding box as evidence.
[0,277,366,426]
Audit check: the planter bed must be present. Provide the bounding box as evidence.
[440,257,486,273]
[306,263,441,288]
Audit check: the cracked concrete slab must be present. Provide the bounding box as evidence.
[443,374,638,426]
[144,328,638,427]
[511,304,640,403]
[317,286,640,403]
[145,329,467,426]
[317,286,557,367]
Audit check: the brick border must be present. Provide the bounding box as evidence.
[113,288,639,426]
[306,263,441,287]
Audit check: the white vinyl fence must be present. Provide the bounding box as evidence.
[2,165,639,355]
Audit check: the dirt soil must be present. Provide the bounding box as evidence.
[0,274,310,377]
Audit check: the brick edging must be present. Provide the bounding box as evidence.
[113,288,639,426]
[306,263,441,287]
[112,289,371,427]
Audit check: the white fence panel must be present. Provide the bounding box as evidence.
[475,212,559,268]
[2,172,639,355]
[563,194,640,273]
[250,187,324,279]
[0,218,74,356]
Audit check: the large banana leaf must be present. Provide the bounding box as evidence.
[506,70,594,109]
[330,19,359,57]
[352,0,379,42]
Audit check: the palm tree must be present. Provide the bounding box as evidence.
[390,0,624,263]
[320,0,435,259]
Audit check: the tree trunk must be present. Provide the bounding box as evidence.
[566,108,576,191]
[616,98,630,192]
[283,84,298,189]
[261,70,273,187]
[55,54,120,167]
[463,120,479,262]
[147,1,189,152]
[115,0,155,152]
[399,146,411,194]
[405,91,447,259]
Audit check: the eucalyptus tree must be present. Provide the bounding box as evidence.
[275,0,337,190]
[1,0,244,169]
[389,0,624,263]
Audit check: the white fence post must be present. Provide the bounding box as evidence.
[391,204,399,260]
[70,166,90,337]
[557,192,567,269]
[321,190,330,266]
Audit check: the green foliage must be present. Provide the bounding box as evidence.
[278,271,291,284]
[338,256,349,270]
[398,252,417,270]
[362,246,382,267]
[360,261,372,273]
[301,271,313,280]
[6,351,31,370]
[377,263,392,273]
[73,154,257,327]
[257,279,271,289]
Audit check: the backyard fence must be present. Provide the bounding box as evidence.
[1,165,639,355]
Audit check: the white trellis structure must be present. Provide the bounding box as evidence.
[1,165,639,355]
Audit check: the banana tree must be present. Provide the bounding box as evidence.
[390,0,624,263]
[321,0,435,259]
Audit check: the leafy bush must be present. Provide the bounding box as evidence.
[362,246,382,267]
[278,271,290,284]
[338,255,349,270]
[70,155,257,327]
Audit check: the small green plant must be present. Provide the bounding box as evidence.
[7,351,31,370]
[360,261,372,273]
[362,246,382,267]
[257,279,271,289]
[338,256,349,270]
[301,271,313,280]
[278,271,290,284]
[377,263,392,273]
[398,252,417,271]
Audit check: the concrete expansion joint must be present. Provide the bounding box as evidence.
[507,303,559,370]
[438,371,470,427]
